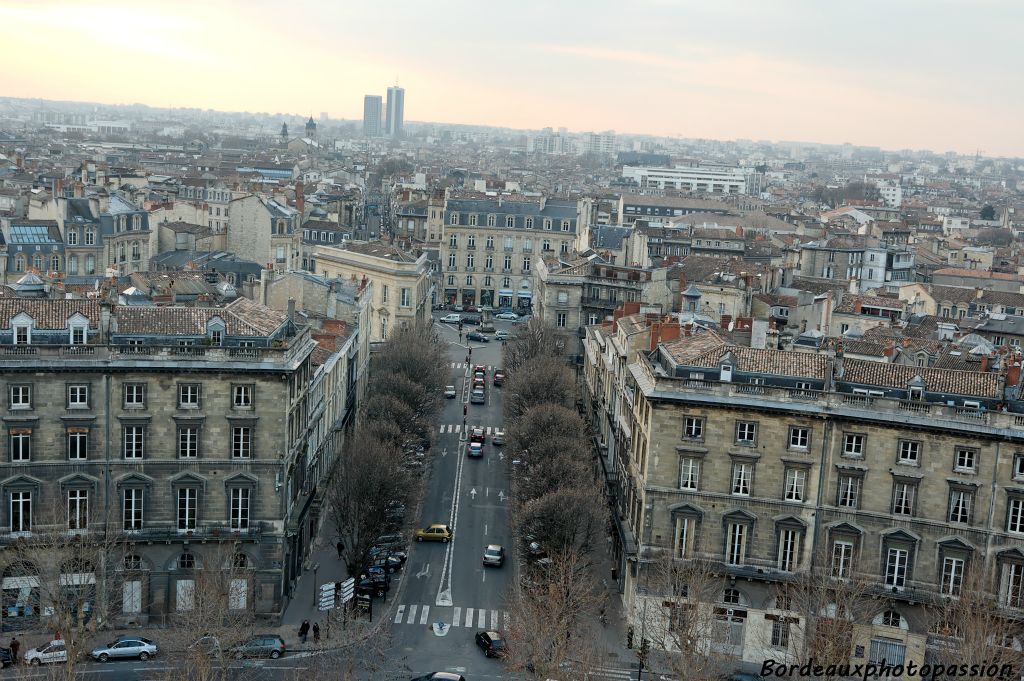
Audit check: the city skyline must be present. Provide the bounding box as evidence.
[0,0,1021,156]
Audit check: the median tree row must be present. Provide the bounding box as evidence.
[500,318,609,678]
[327,321,448,580]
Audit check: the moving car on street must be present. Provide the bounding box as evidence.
[495,311,519,320]
[470,389,485,404]
[492,369,505,386]
[444,385,457,398]
[24,640,66,665]
[491,429,505,445]
[495,330,510,341]
[90,637,158,662]
[466,331,490,342]
[439,313,462,324]
[409,674,467,681]
[415,524,453,542]
[475,630,507,657]
[229,635,286,659]
[483,544,505,567]
[468,441,483,457]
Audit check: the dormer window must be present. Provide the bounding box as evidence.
[211,330,222,346]
[14,325,30,345]
[70,326,86,345]
[909,386,923,401]
[132,215,142,230]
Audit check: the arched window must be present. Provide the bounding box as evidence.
[124,554,143,570]
[51,255,60,271]
[723,588,741,604]
[132,215,142,230]
[233,553,248,569]
[178,552,196,570]
[131,242,140,259]
[14,256,25,272]
[32,254,43,271]
[119,245,126,262]
[85,228,95,245]
[874,610,907,629]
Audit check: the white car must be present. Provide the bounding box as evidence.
[25,640,67,665]
[440,313,462,324]
[444,385,457,398]
[494,312,519,321]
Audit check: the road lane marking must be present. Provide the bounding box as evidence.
[453,606,461,626]
[490,610,499,629]
[484,523,487,535]
[394,604,406,623]
[504,612,510,629]
[478,608,486,628]
[419,605,430,624]
[407,604,418,624]
[437,437,466,607]
[465,607,474,628]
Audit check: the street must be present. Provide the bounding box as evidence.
[387,314,515,680]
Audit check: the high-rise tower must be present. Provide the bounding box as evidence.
[385,86,405,137]
[363,95,382,137]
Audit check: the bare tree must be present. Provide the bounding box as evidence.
[516,483,605,562]
[637,552,734,681]
[0,512,126,681]
[503,317,561,373]
[503,355,577,422]
[767,551,875,681]
[504,549,605,679]
[926,565,1024,678]
[326,431,412,577]
[507,403,587,458]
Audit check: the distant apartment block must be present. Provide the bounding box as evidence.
[621,165,755,195]
[363,95,382,137]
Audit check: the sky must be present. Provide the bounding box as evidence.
[1,0,1022,156]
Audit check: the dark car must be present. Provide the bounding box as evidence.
[374,533,404,548]
[462,314,481,326]
[369,554,403,574]
[410,674,467,681]
[369,544,408,564]
[492,370,505,386]
[230,635,286,660]
[357,573,391,597]
[475,630,507,658]
[0,647,13,668]
[466,331,490,342]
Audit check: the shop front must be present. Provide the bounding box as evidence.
[461,288,476,307]
[497,289,514,310]
[444,289,458,306]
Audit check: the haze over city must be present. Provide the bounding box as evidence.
[1,0,1021,155]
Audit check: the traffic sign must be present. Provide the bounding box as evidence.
[339,577,355,604]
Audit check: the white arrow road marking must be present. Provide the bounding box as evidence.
[498,452,505,460]
[415,563,431,579]
[441,447,447,457]
[469,487,477,499]
[498,490,506,502]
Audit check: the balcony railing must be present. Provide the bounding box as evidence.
[636,363,1024,433]
[0,340,312,366]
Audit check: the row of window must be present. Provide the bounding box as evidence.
[446,275,518,288]
[683,417,984,473]
[6,383,254,411]
[8,487,253,534]
[448,234,571,252]
[13,253,97,275]
[379,285,412,307]
[447,253,533,272]
[303,230,339,243]
[8,423,256,461]
[679,457,807,501]
[113,215,145,232]
[448,214,571,231]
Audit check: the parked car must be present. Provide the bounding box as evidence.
[495,312,519,321]
[357,573,391,597]
[375,533,404,548]
[409,674,466,681]
[369,554,404,574]
[91,636,158,662]
[0,646,14,667]
[25,640,66,666]
[369,544,407,563]
[494,330,510,341]
[475,630,507,657]
[462,314,481,325]
[466,331,490,342]
[462,305,479,313]
[470,389,486,404]
[187,635,221,658]
[492,370,505,386]
[415,524,453,542]
[483,544,505,567]
[229,635,286,660]
[439,313,462,324]
[468,441,483,458]
[444,385,457,398]
[491,429,505,446]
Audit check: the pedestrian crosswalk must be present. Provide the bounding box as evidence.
[450,363,497,370]
[438,424,502,434]
[392,603,510,630]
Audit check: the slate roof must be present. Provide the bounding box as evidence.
[591,225,631,251]
[927,285,1024,308]
[339,241,418,263]
[842,358,1000,398]
[834,294,905,314]
[115,297,286,337]
[0,299,100,328]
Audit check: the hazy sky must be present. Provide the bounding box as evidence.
[2,0,1021,156]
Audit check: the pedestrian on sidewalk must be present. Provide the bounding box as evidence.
[9,637,19,663]
[336,540,344,559]
[298,619,310,644]
[312,622,321,643]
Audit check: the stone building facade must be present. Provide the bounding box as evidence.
[583,314,1024,670]
[0,294,353,628]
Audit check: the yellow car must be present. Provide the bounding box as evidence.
[415,524,453,542]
